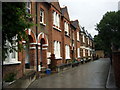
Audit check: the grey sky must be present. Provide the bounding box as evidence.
[59,0,119,37]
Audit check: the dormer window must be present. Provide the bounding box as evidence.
[40,9,44,23]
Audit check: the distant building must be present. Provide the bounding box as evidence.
[95,50,104,58]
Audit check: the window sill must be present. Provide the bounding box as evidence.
[3,61,21,65]
[53,26,61,32]
[77,57,81,58]
[40,22,46,26]
[55,57,62,60]
[65,58,71,60]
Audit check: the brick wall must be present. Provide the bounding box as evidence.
[3,64,23,80]
[112,52,120,88]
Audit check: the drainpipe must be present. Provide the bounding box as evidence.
[36,2,39,72]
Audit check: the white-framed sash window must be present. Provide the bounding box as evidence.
[4,36,21,65]
[77,48,80,58]
[64,22,69,36]
[40,8,44,24]
[53,11,60,28]
[77,32,80,41]
[26,2,31,14]
[65,45,70,59]
[83,34,85,43]
[83,49,85,57]
[54,41,61,59]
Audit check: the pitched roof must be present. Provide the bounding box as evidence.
[61,6,70,20]
[50,2,61,12]
[71,20,80,29]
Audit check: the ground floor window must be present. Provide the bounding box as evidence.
[83,49,85,57]
[77,48,80,58]
[3,36,21,65]
[54,41,61,59]
[65,45,70,59]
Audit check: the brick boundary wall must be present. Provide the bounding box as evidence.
[112,51,120,88]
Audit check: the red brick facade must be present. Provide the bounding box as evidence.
[3,2,94,80]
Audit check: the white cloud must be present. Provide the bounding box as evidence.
[59,0,119,37]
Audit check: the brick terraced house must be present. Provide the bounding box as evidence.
[3,2,94,80]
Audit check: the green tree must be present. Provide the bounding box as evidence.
[95,11,120,55]
[2,2,33,59]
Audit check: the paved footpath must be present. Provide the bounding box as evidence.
[28,58,110,88]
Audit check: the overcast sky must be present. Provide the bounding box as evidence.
[59,0,119,37]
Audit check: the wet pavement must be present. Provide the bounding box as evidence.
[28,58,110,88]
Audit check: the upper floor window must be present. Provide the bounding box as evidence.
[77,32,80,41]
[26,2,31,14]
[64,22,69,36]
[88,38,90,45]
[53,11,60,28]
[72,32,74,40]
[54,41,61,59]
[40,9,44,23]
[83,34,85,43]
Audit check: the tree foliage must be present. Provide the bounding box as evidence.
[2,2,33,59]
[95,11,120,54]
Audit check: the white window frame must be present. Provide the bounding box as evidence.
[65,45,70,59]
[53,11,60,28]
[77,48,80,58]
[26,2,31,14]
[83,49,85,57]
[57,15,60,28]
[64,22,69,36]
[40,8,44,24]
[54,41,61,59]
[3,36,21,65]
[83,34,85,43]
[88,38,89,45]
[77,32,80,41]
[88,50,90,56]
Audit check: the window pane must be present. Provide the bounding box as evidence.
[40,9,44,23]
[11,50,16,59]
